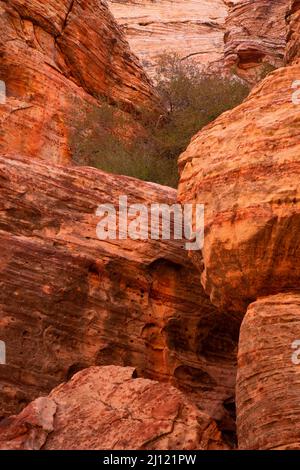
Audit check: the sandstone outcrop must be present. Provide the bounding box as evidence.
[236,293,300,450]
[178,1,300,450]
[108,0,228,76]
[286,0,300,64]
[178,61,300,314]
[224,0,289,83]
[0,0,161,163]
[0,154,239,442]
[108,0,290,83]
[0,366,228,450]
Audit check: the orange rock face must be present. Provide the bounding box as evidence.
[178,4,300,451]
[236,293,300,449]
[0,366,228,450]
[0,154,239,442]
[224,0,288,83]
[178,60,300,313]
[0,0,161,163]
[286,0,300,64]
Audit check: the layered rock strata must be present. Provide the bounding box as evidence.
[107,0,228,76]
[0,0,161,163]
[224,0,289,83]
[237,293,300,450]
[286,0,300,64]
[108,0,290,83]
[178,1,300,450]
[0,154,239,441]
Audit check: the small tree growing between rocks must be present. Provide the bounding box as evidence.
[70,54,249,187]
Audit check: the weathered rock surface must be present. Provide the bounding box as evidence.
[0,154,239,442]
[0,0,161,163]
[178,60,300,313]
[224,0,289,83]
[108,0,228,76]
[236,293,300,450]
[178,4,300,451]
[0,366,229,450]
[286,0,300,64]
[108,0,290,82]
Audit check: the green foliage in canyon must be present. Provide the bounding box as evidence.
[70,54,249,187]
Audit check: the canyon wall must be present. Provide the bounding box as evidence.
[0,0,161,163]
[1,0,300,451]
[108,0,290,84]
[107,0,228,76]
[0,154,239,442]
[224,0,289,83]
[286,0,300,64]
[178,0,300,450]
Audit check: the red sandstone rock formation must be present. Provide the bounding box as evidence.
[0,366,228,450]
[224,0,289,83]
[178,1,300,450]
[178,60,300,314]
[0,0,161,163]
[0,154,239,442]
[286,0,300,64]
[237,293,300,450]
[2,0,299,452]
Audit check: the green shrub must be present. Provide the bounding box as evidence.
[70,54,250,187]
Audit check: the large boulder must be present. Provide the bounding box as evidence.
[0,366,228,450]
[178,60,300,313]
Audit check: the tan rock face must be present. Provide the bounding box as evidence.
[108,1,290,83]
[224,0,289,83]
[0,366,228,450]
[0,154,239,441]
[0,0,161,163]
[107,0,228,76]
[286,0,300,64]
[178,60,300,313]
[236,293,300,450]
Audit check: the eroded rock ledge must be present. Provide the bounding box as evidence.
[0,154,239,442]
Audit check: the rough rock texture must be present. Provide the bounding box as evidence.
[0,154,239,442]
[108,0,290,82]
[178,60,300,314]
[224,0,289,83]
[0,366,229,450]
[286,0,300,64]
[0,0,161,163]
[236,293,300,450]
[178,4,300,450]
[224,0,288,81]
[107,0,228,76]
